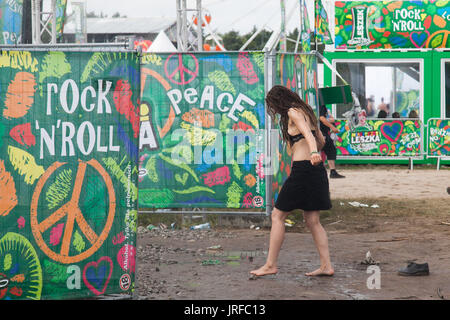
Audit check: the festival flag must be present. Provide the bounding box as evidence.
[300,0,311,52]
[314,0,333,45]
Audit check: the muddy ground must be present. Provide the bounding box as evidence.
[134,166,450,300]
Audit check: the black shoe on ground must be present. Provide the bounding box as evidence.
[397,262,429,276]
[330,170,345,179]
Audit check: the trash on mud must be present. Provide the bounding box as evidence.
[146,224,158,230]
[361,251,379,265]
[190,222,211,230]
[327,220,342,226]
[348,201,369,207]
[285,219,295,227]
[397,262,429,276]
[207,245,222,251]
[170,222,176,229]
[159,223,167,230]
[376,237,409,242]
[440,222,450,226]
[347,201,379,208]
[201,259,221,266]
[437,288,446,300]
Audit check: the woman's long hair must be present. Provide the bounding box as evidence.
[266,85,325,150]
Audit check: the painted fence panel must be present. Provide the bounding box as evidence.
[333,116,422,157]
[138,52,266,209]
[0,0,23,44]
[427,118,450,157]
[272,53,319,206]
[0,50,139,299]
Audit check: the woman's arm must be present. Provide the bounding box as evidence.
[287,108,322,165]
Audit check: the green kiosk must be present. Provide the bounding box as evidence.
[322,0,450,166]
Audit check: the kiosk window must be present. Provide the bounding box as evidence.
[335,62,421,119]
[446,62,450,118]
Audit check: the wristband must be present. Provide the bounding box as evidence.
[310,151,319,155]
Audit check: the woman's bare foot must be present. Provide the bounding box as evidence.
[305,266,334,277]
[250,264,278,277]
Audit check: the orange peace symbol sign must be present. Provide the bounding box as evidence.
[30,159,116,264]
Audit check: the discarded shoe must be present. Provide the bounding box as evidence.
[397,262,429,276]
[330,170,345,179]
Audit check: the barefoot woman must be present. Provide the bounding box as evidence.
[251,85,334,277]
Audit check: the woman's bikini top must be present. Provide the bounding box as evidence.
[288,130,316,144]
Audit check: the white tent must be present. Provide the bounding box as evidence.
[147,30,177,52]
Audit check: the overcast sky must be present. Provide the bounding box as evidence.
[69,0,319,35]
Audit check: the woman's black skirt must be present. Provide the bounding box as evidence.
[274,160,332,212]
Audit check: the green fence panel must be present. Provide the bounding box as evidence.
[0,50,139,299]
[427,118,450,157]
[271,53,319,206]
[334,118,422,157]
[138,52,266,209]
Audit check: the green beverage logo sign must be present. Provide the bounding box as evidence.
[0,50,139,299]
[348,6,372,46]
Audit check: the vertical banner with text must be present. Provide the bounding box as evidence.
[0,50,139,299]
[427,119,450,157]
[138,52,266,210]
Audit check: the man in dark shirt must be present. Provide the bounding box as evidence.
[319,104,345,179]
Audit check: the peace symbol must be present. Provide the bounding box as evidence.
[30,159,116,264]
[164,53,199,85]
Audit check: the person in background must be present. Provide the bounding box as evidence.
[366,96,375,117]
[377,110,387,118]
[392,112,400,118]
[408,110,419,118]
[377,97,389,115]
[319,104,345,179]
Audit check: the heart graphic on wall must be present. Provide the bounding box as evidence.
[381,121,403,143]
[83,256,113,296]
[410,31,430,48]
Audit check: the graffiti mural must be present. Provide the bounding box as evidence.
[335,0,450,49]
[0,50,139,299]
[333,109,422,156]
[428,119,450,157]
[272,53,319,206]
[138,52,266,209]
